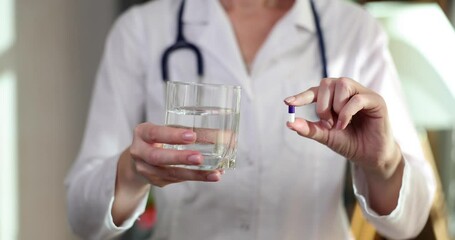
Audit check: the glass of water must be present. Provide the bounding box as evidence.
[163,81,241,170]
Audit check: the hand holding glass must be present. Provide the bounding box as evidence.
[163,81,241,170]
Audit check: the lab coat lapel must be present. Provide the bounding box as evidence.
[183,0,254,98]
[251,0,317,76]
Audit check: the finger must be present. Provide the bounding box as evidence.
[315,78,336,128]
[336,93,381,129]
[284,87,319,106]
[287,118,329,145]
[136,123,196,144]
[160,166,222,182]
[333,77,358,114]
[135,159,178,187]
[136,140,204,166]
[193,127,235,146]
[135,160,221,187]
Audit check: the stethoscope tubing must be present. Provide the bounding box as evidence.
[161,0,328,81]
[161,0,204,81]
[310,0,328,78]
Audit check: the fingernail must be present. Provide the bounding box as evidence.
[182,131,196,141]
[284,96,296,103]
[219,170,225,175]
[336,120,342,130]
[207,173,220,181]
[187,154,202,164]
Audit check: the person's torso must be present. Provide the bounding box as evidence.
[127,0,381,239]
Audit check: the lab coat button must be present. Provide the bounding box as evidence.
[240,223,250,231]
[247,158,253,166]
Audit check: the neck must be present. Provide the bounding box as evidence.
[220,0,295,11]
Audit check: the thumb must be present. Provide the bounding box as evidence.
[287,118,329,145]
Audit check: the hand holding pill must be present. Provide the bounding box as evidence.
[283,77,401,181]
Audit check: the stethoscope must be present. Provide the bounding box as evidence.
[161,0,328,82]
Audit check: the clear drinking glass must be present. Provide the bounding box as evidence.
[163,81,241,170]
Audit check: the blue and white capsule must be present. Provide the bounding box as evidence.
[288,105,295,123]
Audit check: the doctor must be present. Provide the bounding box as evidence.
[66,0,436,239]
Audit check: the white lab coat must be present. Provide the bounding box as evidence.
[65,0,436,239]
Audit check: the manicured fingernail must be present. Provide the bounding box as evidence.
[187,154,202,164]
[284,96,296,103]
[182,131,196,141]
[207,173,220,181]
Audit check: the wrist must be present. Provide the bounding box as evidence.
[118,148,150,193]
[358,144,404,215]
[361,142,403,181]
[113,148,150,226]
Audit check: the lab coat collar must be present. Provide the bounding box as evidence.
[180,0,318,99]
[183,0,316,33]
[293,0,316,33]
[182,0,209,24]
[182,0,254,98]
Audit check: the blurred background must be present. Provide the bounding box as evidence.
[0,0,455,239]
